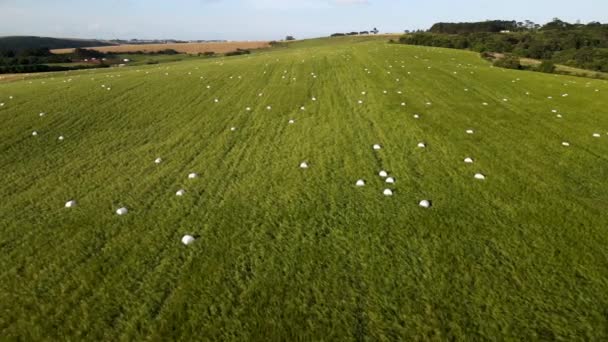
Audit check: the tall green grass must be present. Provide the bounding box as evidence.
[1,37,607,340]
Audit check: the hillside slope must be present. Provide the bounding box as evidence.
[1,37,607,340]
[0,36,115,51]
[51,41,271,55]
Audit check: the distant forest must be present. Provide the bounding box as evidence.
[398,19,608,73]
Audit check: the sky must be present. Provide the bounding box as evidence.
[0,0,606,41]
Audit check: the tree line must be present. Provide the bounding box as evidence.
[331,28,379,37]
[429,20,539,34]
[397,19,608,73]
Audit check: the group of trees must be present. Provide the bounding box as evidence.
[331,28,379,37]
[0,47,71,72]
[71,48,106,59]
[399,19,608,73]
[103,49,180,56]
[225,48,251,56]
[429,20,545,34]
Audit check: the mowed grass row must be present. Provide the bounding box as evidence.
[1,37,608,340]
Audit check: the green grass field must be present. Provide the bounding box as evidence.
[1,36,608,340]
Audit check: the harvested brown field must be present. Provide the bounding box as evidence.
[52,41,270,55]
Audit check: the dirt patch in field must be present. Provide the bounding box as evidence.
[52,41,271,55]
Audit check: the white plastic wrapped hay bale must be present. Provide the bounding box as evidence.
[154,157,163,164]
[466,129,474,134]
[32,131,38,136]
[419,200,432,208]
[65,200,77,208]
[373,144,382,150]
[417,142,426,148]
[464,157,474,164]
[299,162,309,169]
[356,179,365,187]
[116,207,128,215]
[474,173,486,180]
[176,189,186,197]
[188,173,198,179]
[181,235,196,246]
[385,177,395,184]
[383,189,394,196]
[379,170,388,178]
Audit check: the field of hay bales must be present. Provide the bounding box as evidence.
[2,35,608,340]
[52,41,271,55]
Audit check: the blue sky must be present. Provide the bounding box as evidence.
[0,0,605,40]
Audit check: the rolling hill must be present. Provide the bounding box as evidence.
[0,36,115,51]
[1,36,607,340]
[51,41,271,55]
